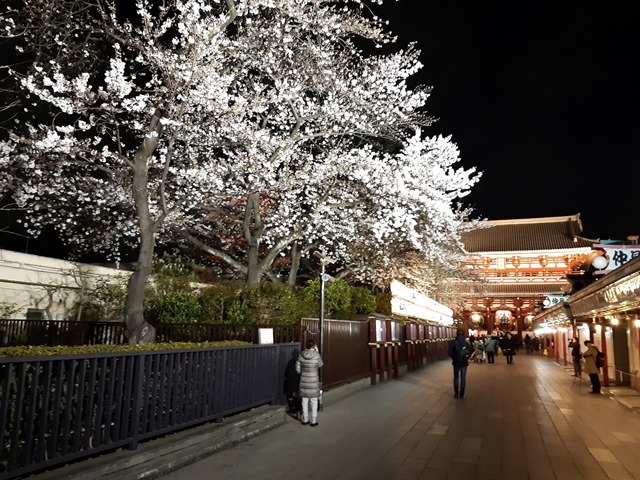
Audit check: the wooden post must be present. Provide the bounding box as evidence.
[369,343,378,385]
[406,340,414,371]
[392,342,399,378]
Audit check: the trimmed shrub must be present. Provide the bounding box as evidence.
[0,340,252,358]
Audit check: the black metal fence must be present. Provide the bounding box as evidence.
[0,343,299,480]
[0,319,300,347]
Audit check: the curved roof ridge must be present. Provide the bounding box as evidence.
[482,214,581,226]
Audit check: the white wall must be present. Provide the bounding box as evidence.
[0,249,130,320]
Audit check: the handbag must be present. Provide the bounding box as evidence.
[595,349,605,368]
[496,346,502,356]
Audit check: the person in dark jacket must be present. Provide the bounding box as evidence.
[284,347,301,418]
[296,339,324,426]
[524,334,533,354]
[568,337,582,377]
[532,336,540,352]
[501,332,516,364]
[448,329,472,398]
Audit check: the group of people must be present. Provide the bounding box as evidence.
[448,329,518,399]
[449,328,518,398]
[569,337,602,394]
[292,331,604,422]
[523,333,546,354]
[448,329,605,400]
[468,332,517,365]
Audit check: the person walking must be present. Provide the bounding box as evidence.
[582,340,601,394]
[473,336,485,363]
[501,332,516,364]
[568,337,582,377]
[524,333,533,354]
[448,329,472,398]
[296,339,324,426]
[484,334,499,364]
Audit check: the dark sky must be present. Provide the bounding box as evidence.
[377,1,640,241]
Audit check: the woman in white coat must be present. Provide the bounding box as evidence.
[296,339,324,426]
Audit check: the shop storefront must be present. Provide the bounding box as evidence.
[533,254,640,389]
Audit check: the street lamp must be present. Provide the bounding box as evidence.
[313,251,335,411]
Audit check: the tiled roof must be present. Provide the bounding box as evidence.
[462,214,598,253]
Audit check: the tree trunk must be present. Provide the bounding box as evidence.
[125,109,163,344]
[287,241,301,287]
[125,220,155,344]
[246,235,261,288]
[244,192,264,288]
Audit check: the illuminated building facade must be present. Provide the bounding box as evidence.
[457,214,595,336]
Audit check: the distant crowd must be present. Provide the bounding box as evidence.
[466,332,548,365]
[448,329,550,398]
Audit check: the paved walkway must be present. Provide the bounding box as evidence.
[158,352,640,480]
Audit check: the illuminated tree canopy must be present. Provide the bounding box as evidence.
[0,0,481,342]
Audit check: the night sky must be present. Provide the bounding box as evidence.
[377,1,640,241]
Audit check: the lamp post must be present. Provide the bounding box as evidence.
[320,262,328,361]
[313,251,335,411]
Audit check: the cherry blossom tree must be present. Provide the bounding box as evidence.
[1,0,276,342]
[172,16,482,288]
[0,0,481,343]
[316,132,482,286]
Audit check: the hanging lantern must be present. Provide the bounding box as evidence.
[469,312,484,327]
[592,254,608,270]
[524,314,535,327]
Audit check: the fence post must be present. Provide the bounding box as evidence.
[47,320,56,346]
[128,355,145,450]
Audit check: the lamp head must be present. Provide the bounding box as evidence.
[313,251,336,264]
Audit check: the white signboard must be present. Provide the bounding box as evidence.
[543,294,569,309]
[390,280,453,325]
[258,328,274,344]
[595,245,640,273]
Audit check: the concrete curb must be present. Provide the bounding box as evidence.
[25,377,376,480]
[26,405,288,480]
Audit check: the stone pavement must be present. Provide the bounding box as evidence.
[26,352,640,480]
[159,352,640,480]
